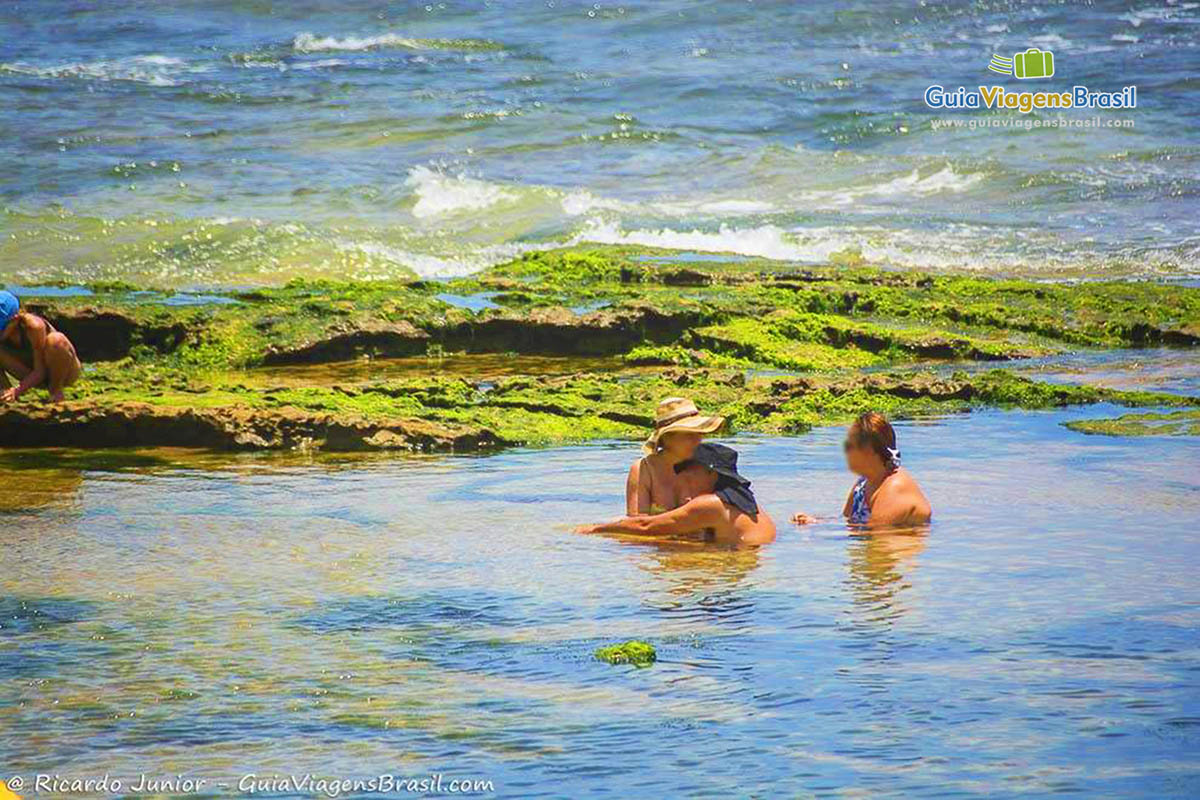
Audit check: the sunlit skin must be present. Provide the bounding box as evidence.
[0,311,82,404]
[625,430,703,514]
[792,428,932,529]
[585,463,776,547]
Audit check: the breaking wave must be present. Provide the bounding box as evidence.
[404,167,521,219]
[292,33,503,53]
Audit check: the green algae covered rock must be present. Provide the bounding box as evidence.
[595,640,657,667]
[5,245,1199,453]
[1064,409,1200,437]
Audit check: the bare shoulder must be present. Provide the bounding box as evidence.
[881,468,931,518]
[627,457,643,481]
[19,312,48,334]
[881,467,924,496]
[629,454,656,481]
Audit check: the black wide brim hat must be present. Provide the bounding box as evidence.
[674,442,758,515]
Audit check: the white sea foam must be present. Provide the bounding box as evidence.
[572,219,1091,272]
[292,32,499,53]
[795,166,982,207]
[576,220,804,261]
[236,56,349,71]
[0,55,195,87]
[293,32,426,53]
[560,190,636,216]
[405,167,518,219]
[338,238,558,278]
[564,167,976,218]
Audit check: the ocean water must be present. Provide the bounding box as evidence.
[1,0,1198,285]
[2,406,1199,798]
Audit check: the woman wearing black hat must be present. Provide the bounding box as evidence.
[580,443,776,547]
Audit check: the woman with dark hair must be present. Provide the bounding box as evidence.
[793,412,931,529]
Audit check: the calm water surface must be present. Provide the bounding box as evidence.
[3,406,1199,798]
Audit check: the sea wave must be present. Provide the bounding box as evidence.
[405,166,522,219]
[570,219,1183,273]
[400,163,983,224]
[404,170,777,221]
[336,238,556,278]
[577,220,803,261]
[0,55,197,87]
[795,166,983,208]
[292,32,503,53]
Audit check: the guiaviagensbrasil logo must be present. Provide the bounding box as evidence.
[923,45,1137,113]
[988,48,1054,79]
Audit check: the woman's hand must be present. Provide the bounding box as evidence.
[791,512,820,525]
[0,387,17,403]
[575,524,602,535]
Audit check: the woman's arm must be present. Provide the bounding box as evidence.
[792,485,856,525]
[579,495,724,537]
[625,459,653,515]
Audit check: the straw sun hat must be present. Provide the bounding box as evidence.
[642,397,725,454]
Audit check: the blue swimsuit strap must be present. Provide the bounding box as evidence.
[849,477,871,523]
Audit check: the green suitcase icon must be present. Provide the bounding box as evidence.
[1013,48,1054,79]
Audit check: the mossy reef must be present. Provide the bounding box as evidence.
[2,246,1198,451]
[595,640,657,667]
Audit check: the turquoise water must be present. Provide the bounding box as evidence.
[3,406,1199,798]
[1,1,1198,285]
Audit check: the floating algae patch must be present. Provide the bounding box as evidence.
[595,640,657,667]
[1064,409,1200,437]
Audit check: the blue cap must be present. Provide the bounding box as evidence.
[0,290,18,327]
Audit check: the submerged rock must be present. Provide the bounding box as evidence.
[595,640,657,666]
[1064,409,1200,437]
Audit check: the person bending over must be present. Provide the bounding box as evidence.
[793,412,931,529]
[580,443,776,547]
[0,290,81,404]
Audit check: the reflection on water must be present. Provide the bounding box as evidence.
[1,407,1199,797]
[845,531,927,623]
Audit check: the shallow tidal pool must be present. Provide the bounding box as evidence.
[2,407,1199,798]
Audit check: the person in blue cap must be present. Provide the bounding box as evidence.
[577,443,776,547]
[0,290,82,404]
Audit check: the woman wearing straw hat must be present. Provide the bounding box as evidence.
[626,397,725,515]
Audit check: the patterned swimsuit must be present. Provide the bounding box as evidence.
[848,477,872,524]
